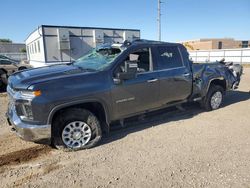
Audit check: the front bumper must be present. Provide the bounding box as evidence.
[6,108,51,143]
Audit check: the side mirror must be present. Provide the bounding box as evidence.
[116,60,138,82]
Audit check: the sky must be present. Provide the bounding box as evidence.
[0,0,249,43]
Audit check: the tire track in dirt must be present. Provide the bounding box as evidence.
[0,145,52,167]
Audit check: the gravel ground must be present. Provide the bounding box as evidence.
[0,69,250,188]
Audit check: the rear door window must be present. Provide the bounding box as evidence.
[156,46,183,69]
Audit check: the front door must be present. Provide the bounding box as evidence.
[111,47,159,120]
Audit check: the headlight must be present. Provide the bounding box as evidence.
[15,90,41,120]
[19,90,41,99]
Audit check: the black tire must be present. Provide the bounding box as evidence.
[0,79,5,90]
[18,66,27,71]
[201,85,224,111]
[0,71,8,85]
[52,108,102,151]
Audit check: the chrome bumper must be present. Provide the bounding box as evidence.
[6,108,51,143]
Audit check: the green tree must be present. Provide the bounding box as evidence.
[0,38,12,43]
[20,48,27,53]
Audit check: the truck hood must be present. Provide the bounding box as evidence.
[8,64,92,90]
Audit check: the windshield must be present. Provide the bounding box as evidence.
[73,47,121,71]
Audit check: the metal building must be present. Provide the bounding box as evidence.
[25,25,140,67]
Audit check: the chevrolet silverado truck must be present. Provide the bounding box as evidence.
[6,40,241,150]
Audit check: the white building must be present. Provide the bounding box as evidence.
[25,25,140,67]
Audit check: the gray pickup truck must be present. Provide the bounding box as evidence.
[6,40,241,150]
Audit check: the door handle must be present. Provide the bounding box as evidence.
[147,78,158,83]
[183,73,190,77]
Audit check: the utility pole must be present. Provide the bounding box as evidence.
[157,0,162,41]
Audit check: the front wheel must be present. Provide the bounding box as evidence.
[52,108,102,151]
[201,85,224,111]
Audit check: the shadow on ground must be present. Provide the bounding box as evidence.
[0,85,6,93]
[100,90,250,146]
[223,90,250,106]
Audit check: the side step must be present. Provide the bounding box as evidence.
[193,97,202,102]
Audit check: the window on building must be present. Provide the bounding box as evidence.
[156,46,183,69]
[242,41,249,48]
[218,41,222,49]
[34,42,37,53]
[37,40,40,53]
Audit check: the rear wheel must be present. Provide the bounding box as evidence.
[52,108,102,151]
[201,85,224,111]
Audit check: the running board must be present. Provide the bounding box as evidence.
[193,97,202,102]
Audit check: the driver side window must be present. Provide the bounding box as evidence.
[115,48,151,75]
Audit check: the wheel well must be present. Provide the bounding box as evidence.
[0,68,7,74]
[51,102,109,133]
[210,79,226,91]
[18,66,27,70]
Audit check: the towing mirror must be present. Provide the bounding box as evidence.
[118,60,138,80]
[114,61,138,84]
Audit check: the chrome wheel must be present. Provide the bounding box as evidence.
[62,121,92,149]
[210,91,222,109]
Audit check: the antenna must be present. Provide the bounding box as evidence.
[157,0,163,41]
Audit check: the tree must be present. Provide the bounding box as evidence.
[0,38,12,43]
[20,48,26,53]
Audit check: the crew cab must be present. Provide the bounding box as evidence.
[6,40,240,150]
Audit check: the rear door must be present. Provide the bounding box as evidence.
[154,45,192,105]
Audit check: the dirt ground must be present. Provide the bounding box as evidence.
[0,69,250,188]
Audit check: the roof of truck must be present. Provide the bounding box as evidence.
[124,39,182,47]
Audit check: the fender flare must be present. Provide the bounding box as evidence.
[47,99,110,126]
[204,77,226,96]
